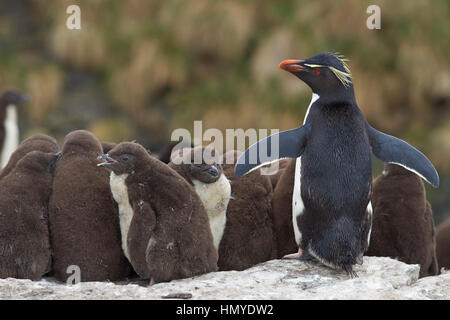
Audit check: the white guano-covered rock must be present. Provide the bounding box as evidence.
[0,256,448,300]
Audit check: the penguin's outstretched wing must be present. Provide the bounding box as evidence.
[235,124,310,177]
[367,124,439,187]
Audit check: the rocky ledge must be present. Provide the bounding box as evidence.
[0,256,448,300]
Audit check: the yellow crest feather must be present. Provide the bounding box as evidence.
[305,53,352,87]
[331,53,352,87]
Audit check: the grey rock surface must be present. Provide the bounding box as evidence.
[0,256,448,300]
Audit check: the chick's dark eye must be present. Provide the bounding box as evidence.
[122,155,129,161]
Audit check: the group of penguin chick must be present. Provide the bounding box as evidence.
[0,128,443,284]
[0,130,276,284]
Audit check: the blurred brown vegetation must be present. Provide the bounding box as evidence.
[0,0,449,221]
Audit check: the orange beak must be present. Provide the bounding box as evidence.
[279,59,304,72]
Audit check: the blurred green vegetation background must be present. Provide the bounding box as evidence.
[0,0,449,222]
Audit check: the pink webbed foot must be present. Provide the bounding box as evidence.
[283,248,313,261]
[282,247,304,259]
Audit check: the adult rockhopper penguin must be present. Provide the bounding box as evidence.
[235,52,439,277]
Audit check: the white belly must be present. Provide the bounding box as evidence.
[1,105,19,168]
[292,157,304,245]
[193,174,231,251]
[291,93,320,245]
[109,172,133,261]
[366,201,373,246]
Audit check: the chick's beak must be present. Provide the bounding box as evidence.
[279,59,304,72]
[48,152,62,173]
[97,154,117,167]
[206,165,219,177]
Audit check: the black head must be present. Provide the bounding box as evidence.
[189,162,222,183]
[279,52,353,96]
[170,146,223,184]
[97,142,148,176]
[0,89,29,108]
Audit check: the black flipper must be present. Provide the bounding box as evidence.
[367,124,439,188]
[235,124,310,177]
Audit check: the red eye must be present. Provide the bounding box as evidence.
[315,70,320,75]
